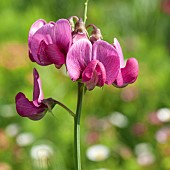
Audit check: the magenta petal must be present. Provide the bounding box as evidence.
[82,60,106,90]
[33,68,44,107]
[113,38,124,67]
[66,39,92,81]
[73,32,88,44]
[113,70,124,87]
[29,50,35,62]
[15,92,46,120]
[46,44,65,66]
[82,60,99,81]
[35,23,54,37]
[37,41,52,65]
[54,19,72,54]
[30,33,53,64]
[121,58,139,84]
[28,19,46,48]
[96,61,106,86]
[92,40,120,85]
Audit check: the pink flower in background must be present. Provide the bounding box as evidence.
[15,68,56,120]
[66,38,120,90]
[112,38,139,87]
[28,19,72,68]
[161,0,170,14]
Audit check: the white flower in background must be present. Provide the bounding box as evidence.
[135,143,155,166]
[5,123,20,137]
[86,144,110,162]
[155,126,170,143]
[156,108,170,122]
[137,152,155,166]
[16,132,35,146]
[108,112,128,128]
[31,144,54,169]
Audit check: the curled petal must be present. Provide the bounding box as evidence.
[113,69,124,87]
[113,38,124,67]
[29,50,35,62]
[28,19,46,48]
[121,58,139,84]
[35,22,54,37]
[66,39,92,81]
[82,60,106,90]
[54,19,72,54]
[93,40,120,85]
[45,44,65,67]
[30,34,53,65]
[15,92,47,120]
[37,41,52,65]
[33,68,44,106]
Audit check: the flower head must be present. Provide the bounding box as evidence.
[66,38,120,90]
[15,68,56,120]
[28,19,72,68]
[112,38,139,87]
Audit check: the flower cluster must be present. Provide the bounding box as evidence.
[15,16,138,119]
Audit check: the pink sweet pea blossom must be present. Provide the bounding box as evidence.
[28,19,72,68]
[112,38,139,87]
[66,38,120,90]
[15,68,56,120]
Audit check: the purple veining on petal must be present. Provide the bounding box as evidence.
[54,19,72,55]
[46,44,65,66]
[92,40,120,85]
[66,39,92,81]
[113,38,124,68]
[28,19,46,48]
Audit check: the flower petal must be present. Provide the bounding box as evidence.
[82,60,106,90]
[28,19,46,48]
[113,38,124,67]
[54,19,72,55]
[30,33,53,65]
[113,69,124,87]
[37,40,53,65]
[45,44,65,67]
[15,92,46,120]
[35,22,54,37]
[121,58,139,84]
[33,68,44,106]
[73,32,88,44]
[66,39,92,81]
[92,40,120,85]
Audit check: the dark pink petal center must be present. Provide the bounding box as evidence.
[82,60,106,90]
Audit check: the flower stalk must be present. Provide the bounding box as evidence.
[84,0,89,24]
[74,82,84,170]
[53,100,75,117]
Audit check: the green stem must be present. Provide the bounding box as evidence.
[54,100,75,117]
[74,82,84,170]
[83,0,89,24]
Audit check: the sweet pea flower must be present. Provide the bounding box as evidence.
[112,38,139,87]
[66,38,120,90]
[28,19,72,68]
[15,68,56,120]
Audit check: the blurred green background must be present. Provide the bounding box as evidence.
[1,0,170,169]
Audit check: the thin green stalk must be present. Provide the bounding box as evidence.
[54,100,75,117]
[83,0,89,24]
[74,82,84,170]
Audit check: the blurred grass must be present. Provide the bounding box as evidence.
[1,0,170,169]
